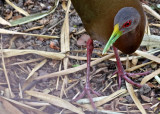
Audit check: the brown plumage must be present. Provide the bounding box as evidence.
[71,0,145,54]
[71,0,149,110]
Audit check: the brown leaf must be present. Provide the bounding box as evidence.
[132,56,138,66]
[103,104,112,110]
[62,0,67,11]
[50,41,60,50]
[5,11,13,20]
[143,104,152,110]
[77,34,90,46]
[2,99,23,114]
[151,63,157,69]
[26,91,84,114]
[147,82,156,88]
[126,82,147,114]
[12,15,23,20]
[141,95,151,102]
[24,0,34,6]
[38,37,45,41]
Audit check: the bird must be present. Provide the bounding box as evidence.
[71,0,150,110]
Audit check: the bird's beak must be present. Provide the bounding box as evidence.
[102,24,122,55]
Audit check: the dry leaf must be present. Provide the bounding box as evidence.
[24,0,34,6]
[0,99,10,114]
[80,89,127,111]
[6,0,29,16]
[5,11,13,20]
[0,96,46,114]
[77,34,90,46]
[0,28,59,39]
[25,25,44,32]
[26,59,47,80]
[126,82,147,114]
[132,56,138,66]
[142,4,160,20]
[12,15,23,20]
[2,100,23,114]
[0,17,11,26]
[126,61,153,72]
[60,0,71,98]
[26,91,84,114]
[141,68,160,84]
[151,63,157,69]
[35,53,115,80]
[135,50,160,64]
[149,23,160,27]
[141,95,151,103]
[1,49,65,60]
[50,41,60,50]
[62,0,67,10]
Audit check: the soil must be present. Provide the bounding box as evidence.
[0,0,160,114]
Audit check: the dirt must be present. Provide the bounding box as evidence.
[0,0,160,114]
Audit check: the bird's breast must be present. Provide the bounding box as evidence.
[71,0,145,54]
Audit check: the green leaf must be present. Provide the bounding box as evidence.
[72,64,80,67]
[10,0,59,26]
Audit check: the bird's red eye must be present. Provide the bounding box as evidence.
[122,20,132,28]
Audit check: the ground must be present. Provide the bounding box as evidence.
[0,0,160,114]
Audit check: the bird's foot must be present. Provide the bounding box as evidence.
[113,71,151,88]
[73,86,101,110]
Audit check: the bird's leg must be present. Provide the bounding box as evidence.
[73,39,100,110]
[112,46,150,88]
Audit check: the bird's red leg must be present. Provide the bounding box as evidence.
[113,46,150,88]
[73,39,100,110]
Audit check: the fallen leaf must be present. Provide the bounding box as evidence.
[141,95,151,102]
[50,41,60,50]
[2,99,23,114]
[1,49,65,60]
[132,56,138,66]
[77,34,90,46]
[62,0,67,10]
[26,59,47,80]
[24,0,34,6]
[26,91,84,114]
[5,11,13,20]
[6,0,29,16]
[0,17,11,26]
[12,15,23,20]
[126,82,147,114]
[141,68,160,84]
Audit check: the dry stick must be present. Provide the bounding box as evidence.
[35,53,115,80]
[142,4,160,20]
[141,68,160,85]
[125,55,147,114]
[126,61,154,72]
[68,55,97,61]
[135,50,160,64]
[56,61,62,90]
[60,0,71,98]
[0,34,13,97]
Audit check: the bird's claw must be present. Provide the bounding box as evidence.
[113,71,151,88]
[72,86,101,110]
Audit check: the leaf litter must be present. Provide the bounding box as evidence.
[0,0,159,113]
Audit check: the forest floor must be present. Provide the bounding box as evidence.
[0,0,160,114]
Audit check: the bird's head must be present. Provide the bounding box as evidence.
[102,7,141,54]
